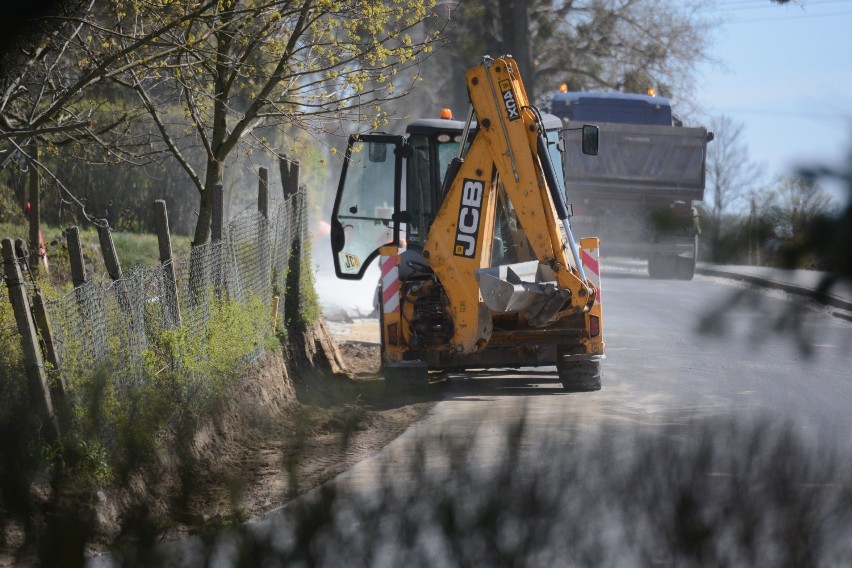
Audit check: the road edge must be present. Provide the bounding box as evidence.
[696,265,852,317]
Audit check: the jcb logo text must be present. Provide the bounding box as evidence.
[454,178,484,258]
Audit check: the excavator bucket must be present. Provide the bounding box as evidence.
[476,261,570,327]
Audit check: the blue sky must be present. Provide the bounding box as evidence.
[693,0,852,201]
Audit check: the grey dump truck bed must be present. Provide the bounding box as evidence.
[561,120,709,201]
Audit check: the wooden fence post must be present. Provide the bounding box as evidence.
[154,200,181,328]
[31,291,67,420]
[279,156,300,199]
[1,238,60,441]
[65,226,109,363]
[97,224,123,281]
[13,238,30,275]
[258,167,269,219]
[66,226,87,288]
[10,238,65,409]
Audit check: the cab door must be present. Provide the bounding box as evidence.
[331,134,404,279]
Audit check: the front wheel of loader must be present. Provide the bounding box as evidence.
[557,348,602,392]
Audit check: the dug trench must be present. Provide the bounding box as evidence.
[0,319,436,564]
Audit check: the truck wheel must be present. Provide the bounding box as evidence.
[674,236,698,281]
[556,347,602,392]
[674,254,696,280]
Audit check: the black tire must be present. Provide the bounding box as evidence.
[558,361,602,392]
[556,347,602,392]
[674,254,696,280]
[674,236,698,281]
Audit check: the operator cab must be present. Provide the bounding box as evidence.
[330,112,566,279]
[402,118,466,250]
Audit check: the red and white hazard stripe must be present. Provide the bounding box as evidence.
[580,242,602,305]
[380,254,400,314]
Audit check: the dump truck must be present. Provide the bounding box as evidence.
[549,89,712,280]
[330,56,604,390]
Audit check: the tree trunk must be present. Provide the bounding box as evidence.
[193,158,224,245]
[28,142,41,276]
[511,0,532,102]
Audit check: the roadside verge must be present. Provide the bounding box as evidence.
[697,263,852,317]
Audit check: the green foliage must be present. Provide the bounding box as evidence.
[0,183,25,225]
[298,252,322,329]
[283,237,321,333]
[0,222,193,291]
[108,230,193,269]
[0,293,26,401]
[698,175,841,268]
[56,293,274,480]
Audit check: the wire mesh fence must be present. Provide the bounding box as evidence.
[39,186,307,399]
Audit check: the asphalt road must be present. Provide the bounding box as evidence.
[126,264,852,566]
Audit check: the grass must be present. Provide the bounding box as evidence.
[0,221,192,273]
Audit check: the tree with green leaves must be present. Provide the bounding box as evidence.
[1,0,440,244]
[77,0,441,244]
[419,0,716,113]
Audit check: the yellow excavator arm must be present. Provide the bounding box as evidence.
[423,56,597,355]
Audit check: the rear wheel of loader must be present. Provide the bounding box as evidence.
[556,348,602,392]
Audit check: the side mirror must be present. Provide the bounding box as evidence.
[582,125,599,156]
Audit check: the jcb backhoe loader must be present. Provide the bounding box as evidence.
[330,56,605,391]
